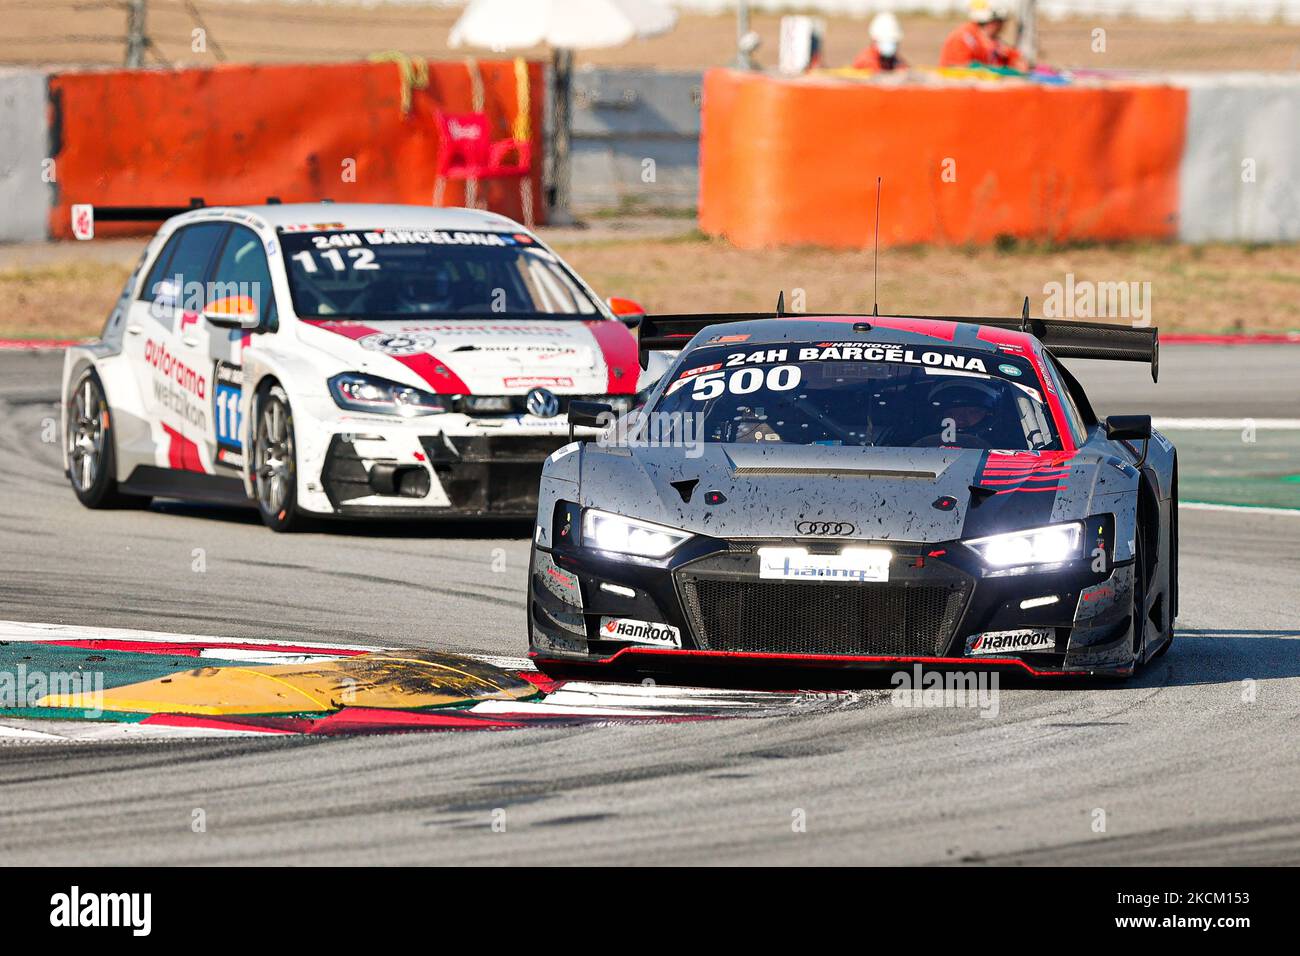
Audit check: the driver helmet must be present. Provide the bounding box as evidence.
[396,272,455,313]
[929,379,1000,428]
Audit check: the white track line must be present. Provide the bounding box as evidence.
[0,620,380,653]
[1154,418,1300,430]
[1181,501,1300,516]
[0,621,545,670]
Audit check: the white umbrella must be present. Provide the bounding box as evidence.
[449,0,677,222]
[450,0,675,53]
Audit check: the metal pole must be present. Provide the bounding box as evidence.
[1018,0,1038,67]
[735,0,752,70]
[125,0,147,68]
[549,47,575,225]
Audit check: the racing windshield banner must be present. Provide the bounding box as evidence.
[283,229,534,250]
[665,342,1040,400]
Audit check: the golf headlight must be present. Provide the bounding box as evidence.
[966,522,1083,569]
[583,509,691,558]
[328,373,449,417]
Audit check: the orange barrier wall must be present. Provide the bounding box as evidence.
[48,59,544,237]
[699,69,1187,249]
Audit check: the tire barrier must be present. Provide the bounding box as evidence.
[699,68,1190,248]
[42,58,544,239]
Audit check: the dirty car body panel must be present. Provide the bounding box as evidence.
[527,314,1177,680]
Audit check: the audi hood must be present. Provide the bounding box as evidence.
[570,440,1138,544]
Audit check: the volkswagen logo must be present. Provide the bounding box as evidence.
[525,387,560,418]
[796,521,856,536]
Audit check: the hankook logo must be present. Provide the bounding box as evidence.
[525,387,560,418]
[796,521,856,536]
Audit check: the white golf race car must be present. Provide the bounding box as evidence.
[62,203,661,530]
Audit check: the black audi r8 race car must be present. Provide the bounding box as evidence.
[527,309,1178,680]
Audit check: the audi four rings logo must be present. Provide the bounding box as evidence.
[525,387,560,418]
[796,521,856,536]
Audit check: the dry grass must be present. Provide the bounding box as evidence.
[0,261,130,339]
[559,237,1300,333]
[3,4,1300,71]
[4,234,1297,339]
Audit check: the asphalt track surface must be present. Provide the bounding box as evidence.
[0,346,1297,865]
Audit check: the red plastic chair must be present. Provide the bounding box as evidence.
[433,111,534,226]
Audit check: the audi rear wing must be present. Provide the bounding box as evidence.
[636,310,1159,382]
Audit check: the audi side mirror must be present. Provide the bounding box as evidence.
[569,400,614,430]
[1105,415,1152,442]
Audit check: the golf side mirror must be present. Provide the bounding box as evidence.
[203,295,260,330]
[607,296,646,330]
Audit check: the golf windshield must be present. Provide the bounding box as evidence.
[653,341,1061,450]
[280,229,600,319]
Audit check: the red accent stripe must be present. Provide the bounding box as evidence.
[140,713,306,734]
[786,319,1075,451]
[304,320,470,394]
[978,476,1068,486]
[995,486,1067,494]
[790,315,957,340]
[0,338,82,351]
[974,327,1075,451]
[144,705,712,735]
[310,707,527,733]
[981,474,1070,482]
[974,324,1039,353]
[390,352,470,394]
[518,670,563,694]
[583,319,639,394]
[981,466,1071,474]
[141,708,528,734]
[532,647,1092,678]
[162,423,205,472]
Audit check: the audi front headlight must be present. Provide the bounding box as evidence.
[583,508,691,558]
[966,521,1083,570]
[328,372,450,417]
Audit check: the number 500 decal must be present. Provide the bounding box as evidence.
[691,365,801,400]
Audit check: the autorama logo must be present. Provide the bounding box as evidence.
[357,332,438,356]
[144,338,207,398]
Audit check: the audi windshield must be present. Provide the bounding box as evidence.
[653,341,1062,450]
[280,229,601,319]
